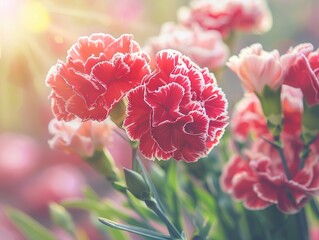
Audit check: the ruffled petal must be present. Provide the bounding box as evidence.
[123,86,152,140]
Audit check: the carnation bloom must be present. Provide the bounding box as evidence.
[282,43,319,106]
[227,43,285,94]
[48,118,115,157]
[46,33,150,121]
[220,135,319,214]
[231,85,303,142]
[123,50,228,162]
[177,0,272,37]
[144,22,229,71]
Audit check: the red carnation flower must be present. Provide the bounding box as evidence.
[220,135,319,214]
[282,43,319,106]
[123,50,228,162]
[46,33,151,121]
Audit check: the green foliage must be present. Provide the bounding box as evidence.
[124,168,151,201]
[49,203,76,236]
[5,207,55,240]
[98,218,172,240]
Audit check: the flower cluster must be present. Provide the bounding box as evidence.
[7,1,319,240]
[177,0,272,37]
[144,0,272,72]
[46,33,228,163]
[221,43,319,213]
[228,43,319,105]
[221,136,319,214]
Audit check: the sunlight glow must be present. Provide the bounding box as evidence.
[20,1,50,33]
[0,0,50,51]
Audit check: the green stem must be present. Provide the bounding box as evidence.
[277,145,292,180]
[125,192,157,231]
[299,136,316,169]
[132,147,138,172]
[273,136,292,180]
[272,137,309,239]
[310,198,319,219]
[294,208,309,240]
[145,199,183,240]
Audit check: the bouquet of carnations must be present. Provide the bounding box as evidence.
[7,0,319,239]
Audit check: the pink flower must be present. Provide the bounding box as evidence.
[282,43,319,106]
[227,43,285,94]
[123,50,228,162]
[178,0,272,37]
[220,135,319,214]
[0,133,41,188]
[281,85,303,135]
[231,85,303,142]
[19,164,85,212]
[48,118,114,157]
[144,22,229,71]
[230,94,268,142]
[46,33,151,121]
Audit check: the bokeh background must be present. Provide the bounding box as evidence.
[0,0,318,238]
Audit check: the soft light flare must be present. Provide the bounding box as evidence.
[20,1,50,33]
[0,0,50,50]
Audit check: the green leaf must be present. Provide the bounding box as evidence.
[5,207,55,240]
[82,185,100,201]
[193,185,216,214]
[165,161,182,231]
[62,198,155,234]
[61,199,130,220]
[98,217,172,240]
[194,209,212,239]
[112,181,127,194]
[90,215,128,240]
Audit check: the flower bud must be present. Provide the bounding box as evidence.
[49,203,75,236]
[85,150,119,182]
[124,168,150,201]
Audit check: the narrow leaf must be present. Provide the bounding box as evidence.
[98,217,172,240]
[82,185,100,201]
[62,199,130,220]
[5,207,55,240]
[166,161,182,230]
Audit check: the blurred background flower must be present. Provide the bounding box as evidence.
[0,0,318,238]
